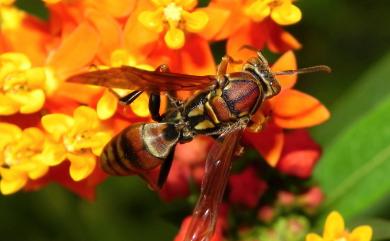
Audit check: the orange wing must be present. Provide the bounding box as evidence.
[67,66,217,91]
[184,128,243,241]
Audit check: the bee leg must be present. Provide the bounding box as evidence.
[118,90,144,105]
[157,146,176,188]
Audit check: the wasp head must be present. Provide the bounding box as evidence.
[243,51,281,99]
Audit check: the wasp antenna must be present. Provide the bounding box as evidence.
[239,44,259,52]
[273,65,332,76]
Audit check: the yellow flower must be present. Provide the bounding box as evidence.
[306,211,373,241]
[244,0,302,25]
[97,48,153,120]
[138,0,209,49]
[0,3,24,30]
[41,106,112,181]
[0,0,15,5]
[0,123,49,195]
[0,52,47,115]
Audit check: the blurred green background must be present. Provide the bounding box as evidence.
[2,0,390,240]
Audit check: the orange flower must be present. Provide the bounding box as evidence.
[243,51,329,166]
[124,0,228,75]
[209,0,302,58]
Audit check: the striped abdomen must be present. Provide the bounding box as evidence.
[100,122,180,176]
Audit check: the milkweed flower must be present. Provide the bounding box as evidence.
[96,48,154,120]
[0,52,47,115]
[41,106,112,181]
[244,0,301,25]
[209,0,301,58]
[138,0,209,49]
[0,123,49,194]
[306,211,373,241]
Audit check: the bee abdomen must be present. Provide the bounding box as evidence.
[100,123,179,176]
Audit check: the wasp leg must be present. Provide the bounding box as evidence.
[155,64,170,73]
[147,64,171,122]
[149,93,163,121]
[216,56,242,87]
[119,90,143,105]
[157,146,176,188]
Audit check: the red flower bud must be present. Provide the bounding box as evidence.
[276,129,321,178]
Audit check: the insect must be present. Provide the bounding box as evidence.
[67,47,330,241]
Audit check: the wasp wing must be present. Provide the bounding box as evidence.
[67,66,216,91]
[184,128,244,241]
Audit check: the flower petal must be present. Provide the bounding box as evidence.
[277,130,321,178]
[85,8,121,64]
[350,226,373,241]
[19,89,45,114]
[198,5,230,40]
[245,0,271,22]
[97,89,118,120]
[0,52,31,70]
[90,132,112,156]
[305,233,323,241]
[67,152,96,181]
[271,3,302,26]
[47,21,100,77]
[131,92,150,117]
[25,67,46,88]
[164,27,185,49]
[27,164,49,180]
[243,122,284,166]
[323,211,345,240]
[124,2,159,59]
[72,106,99,134]
[183,10,209,32]
[272,90,330,128]
[91,0,136,18]
[180,0,197,10]
[0,168,27,195]
[227,21,267,61]
[41,113,74,141]
[0,122,21,149]
[138,10,164,32]
[267,20,302,52]
[271,51,297,90]
[0,94,19,115]
[40,141,67,166]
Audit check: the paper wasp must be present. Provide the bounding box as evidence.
[67,47,330,241]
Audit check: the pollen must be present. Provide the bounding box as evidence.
[163,3,183,22]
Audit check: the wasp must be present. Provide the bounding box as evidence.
[67,46,330,241]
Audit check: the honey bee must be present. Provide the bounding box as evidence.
[67,46,330,241]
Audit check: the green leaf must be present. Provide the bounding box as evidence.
[312,51,390,145]
[315,95,390,220]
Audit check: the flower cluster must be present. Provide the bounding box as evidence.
[0,0,359,240]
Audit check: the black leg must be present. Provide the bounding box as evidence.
[149,93,162,121]
[119,90,143,105]
[157,146,175,189]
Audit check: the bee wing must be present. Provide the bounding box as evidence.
[67,66,217,91]
[184,128,244,241]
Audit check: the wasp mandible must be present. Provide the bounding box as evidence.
[67,47,330,241]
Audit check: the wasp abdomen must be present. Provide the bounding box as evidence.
[100,123,180,176]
